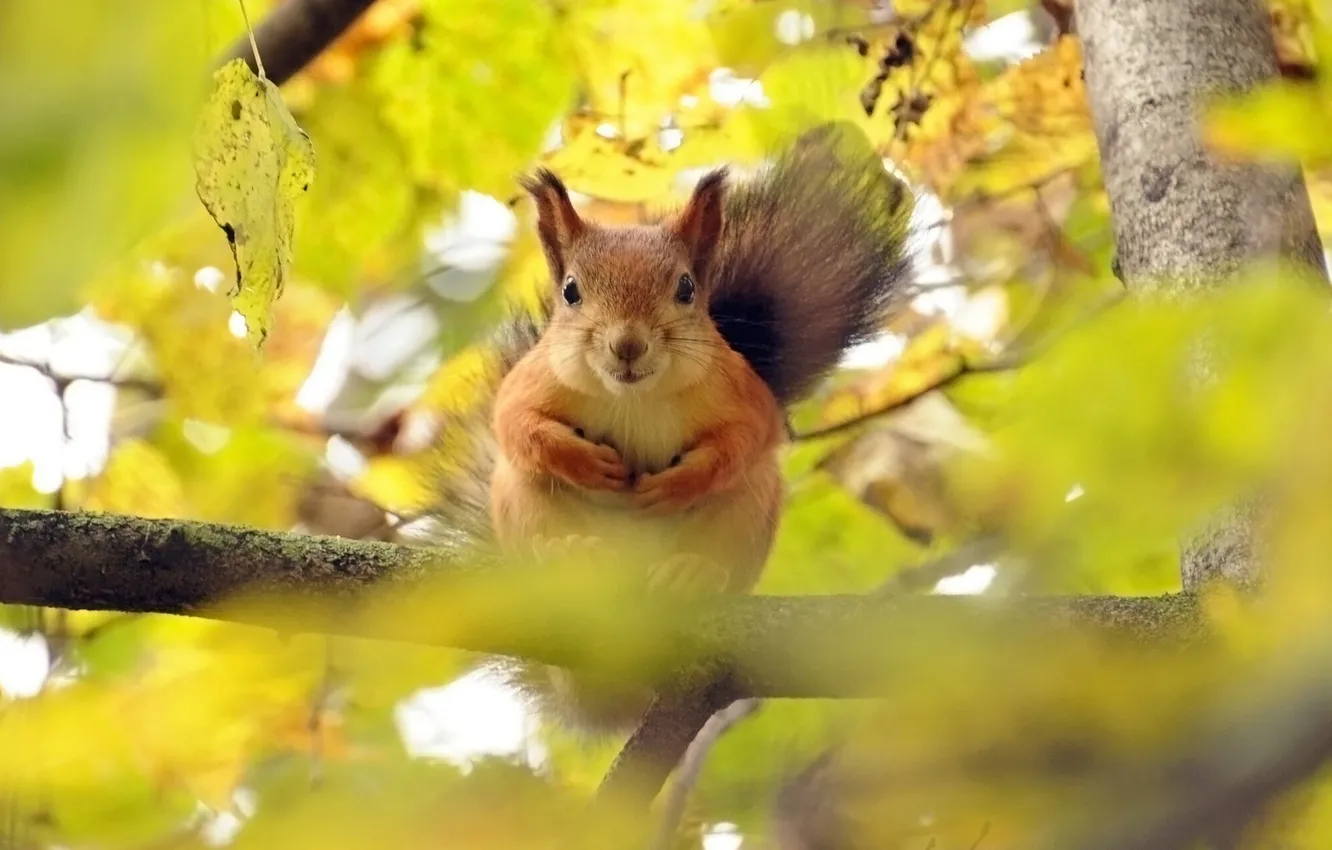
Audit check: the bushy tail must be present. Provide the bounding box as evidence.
[708,121,915,407]
[420,122,910,553]
[414,125,912,735]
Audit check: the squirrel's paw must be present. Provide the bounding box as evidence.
[647,553,727,595]
[561,440,630,492]
[632,466,711,515]
[530,533,613,564]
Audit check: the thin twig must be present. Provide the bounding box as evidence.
[596,675,743,810]
[0,352,160,395]
[793,287,1127,443]
[651,698,761,850]
[791,356,984,444]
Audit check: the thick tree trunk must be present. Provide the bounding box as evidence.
[1076,0,1328,589]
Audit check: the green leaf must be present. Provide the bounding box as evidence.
[0,0,206,331]
[369,0,575,200]
[1204,80,1332,165]
[293,80,424,294]
[0,461,53,510]
[734,45,874,152]
[36,772,198,848]
[706,0,869,78]
[193,58,316,348]
[693,699,870,833]
[760,470,921,594]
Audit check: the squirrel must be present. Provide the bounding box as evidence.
[420,122,914,734]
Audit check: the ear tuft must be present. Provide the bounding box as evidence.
[672,168,728,283]
[520,168,585,279]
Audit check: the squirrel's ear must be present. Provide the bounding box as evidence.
[672,168,727,281]
[520,168,585,278]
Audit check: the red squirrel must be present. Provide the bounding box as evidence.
[424,122,914,732]
[490,165,788,594]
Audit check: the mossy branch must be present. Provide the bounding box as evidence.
[1,507,1207,693]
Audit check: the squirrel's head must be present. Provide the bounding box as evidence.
[520,167,728,397]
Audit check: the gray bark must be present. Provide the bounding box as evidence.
[1076,0,1328,590]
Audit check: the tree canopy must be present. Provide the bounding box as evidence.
[4,1,1332,848]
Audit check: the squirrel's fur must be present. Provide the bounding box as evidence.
[416,122,913,735]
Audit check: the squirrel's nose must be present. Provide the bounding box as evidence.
[608,331,647,364]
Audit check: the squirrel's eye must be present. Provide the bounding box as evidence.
[675,273,695,305]
[562,277,581,306]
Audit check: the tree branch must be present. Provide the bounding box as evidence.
[0,352,160,395]
[0,508,1208,690]
[793,288,1125,443]
[220,0,380,86]
[597,676,744,806]
[649,697,760,850]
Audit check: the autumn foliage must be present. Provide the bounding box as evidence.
[5,0,1332,848]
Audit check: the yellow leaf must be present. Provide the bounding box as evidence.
[292,79,423,293]
[1269,0,1318,76]
[371,0,575,199]
[90,270,265,425]
[77,439,187,519]
[541,117,678,204]
[1204,80,1332,166]
[328,636,466,711]
[0,461,52,510]
[706,0,871,78]
[816,320,964,431]
[936,35,1096,202]
[354,455,436,516]
[749,45,874,148]
[562,0,717,141]
[0,0,204,331]
[193,59,316,347]
[818,392,988,544]
[166,425,318,531]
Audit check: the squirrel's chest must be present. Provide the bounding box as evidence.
[574,397,693,474]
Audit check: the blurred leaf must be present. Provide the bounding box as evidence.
[75,438,188,519]
[819,392,989,545]
[300,0,422,85]
[194,58,316,347]
[561,0,716,142]
[0,461,52,510]
[235,755,639,850]
[955,274,1332,591]
[369,0,575,200]
[761,472,920,594]
[292,80,423,293]
[161,422,319,530]
[90,271,266,425]
[1205,80,1332,165]
[1269,0,1319,77]
[694,699,864,833]
[745,45,875,149]
[706,0,871,78]
[328,636,467,712]
[2,616,326,833]
[0,0,206,330]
